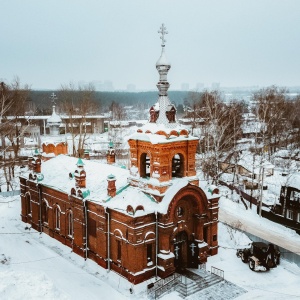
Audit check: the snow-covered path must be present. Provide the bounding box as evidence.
[218,196,300,254]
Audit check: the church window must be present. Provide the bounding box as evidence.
[291,191,300,202]
[176,206,184,217]
[117,240,121,261]
[25,193,31,215]
[67,211,73,237]
[174,231,187,244]
[287,210,293,220]
[203,227,208,243]
[88,218,97,237]
[172,154,184,178]
[297,213,300,223]
[41,200,48,224]
[147,244,153,265]
[54,206,61,230]
[140,153,150,178]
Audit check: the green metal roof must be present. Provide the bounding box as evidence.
[76,158,85,167]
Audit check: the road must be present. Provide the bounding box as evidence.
[219,208,300,254]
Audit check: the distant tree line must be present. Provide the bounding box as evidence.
[27,90,189,115]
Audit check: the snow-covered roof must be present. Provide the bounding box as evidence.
[25,155,204,217]
[287,173,300,190]
[42,139,66,146]
[156,46,170,66]
[128,127,198,144]
[234,152,274,174]
[242,112,256,119]
[241,121,262,134]
[274,149,291,158]
[47,106,62,124]
[127,120,198,144]
[27,155,129,202]
[105,180,181,216]
[20,114,106,120]
[151,101,174,113]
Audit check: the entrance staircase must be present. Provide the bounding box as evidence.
[176,268,224,298]
[147,267,246,299]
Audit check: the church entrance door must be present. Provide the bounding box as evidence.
[187,241,198,268]
[174,231,188,271]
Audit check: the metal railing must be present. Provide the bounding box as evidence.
[199,263,206,271]
[178,274,188,298]
[211,266,224,280]
[147,273,181,299]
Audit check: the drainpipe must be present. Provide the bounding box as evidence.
[105,207,111,272]
[84,200,88,260]
[155,211,158,280]
[69,195,74,252]
[38,184,42,232]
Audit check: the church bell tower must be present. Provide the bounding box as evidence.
[128,24,199,199]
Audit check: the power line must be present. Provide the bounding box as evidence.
[10,255,60,265]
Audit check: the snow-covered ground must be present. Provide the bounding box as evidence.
[1,193,300,299]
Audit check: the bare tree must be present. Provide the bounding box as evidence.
[0,78,31,190]
[184,91,203,135]
[187,90,243,183]
[109,101,127,121]
[288,96,300,149]
[59,83,98,157]
[249,86,299,212]
[252,86,292,157]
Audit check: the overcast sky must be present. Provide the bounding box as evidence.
[1,0,300,91]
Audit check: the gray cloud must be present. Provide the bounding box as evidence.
[1,0,300,90]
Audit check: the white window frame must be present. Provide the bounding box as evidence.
[25,192,32,216]
[67,211,73,237]
[55,206,61,230]
[42,199,49,224]
[291,191,300,202]
[287,209,293,220]
[290,191,295,201]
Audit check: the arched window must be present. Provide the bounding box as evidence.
[54,206,61,230]
[140,153,150,178]
[25,193,31,215]
[172,153,184,178]
[147,244,153,265]
[176,206,184,217]
[117,240,121,261]
[41,200,48,224]
[67,210,73,237]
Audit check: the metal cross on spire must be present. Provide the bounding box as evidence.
[158,23,168,47]
[50,92,57,105]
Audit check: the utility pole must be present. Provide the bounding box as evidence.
[259,167,264,217]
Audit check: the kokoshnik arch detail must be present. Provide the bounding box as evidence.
[20,24,219,284]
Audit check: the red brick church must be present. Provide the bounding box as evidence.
[20,24,219,284]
